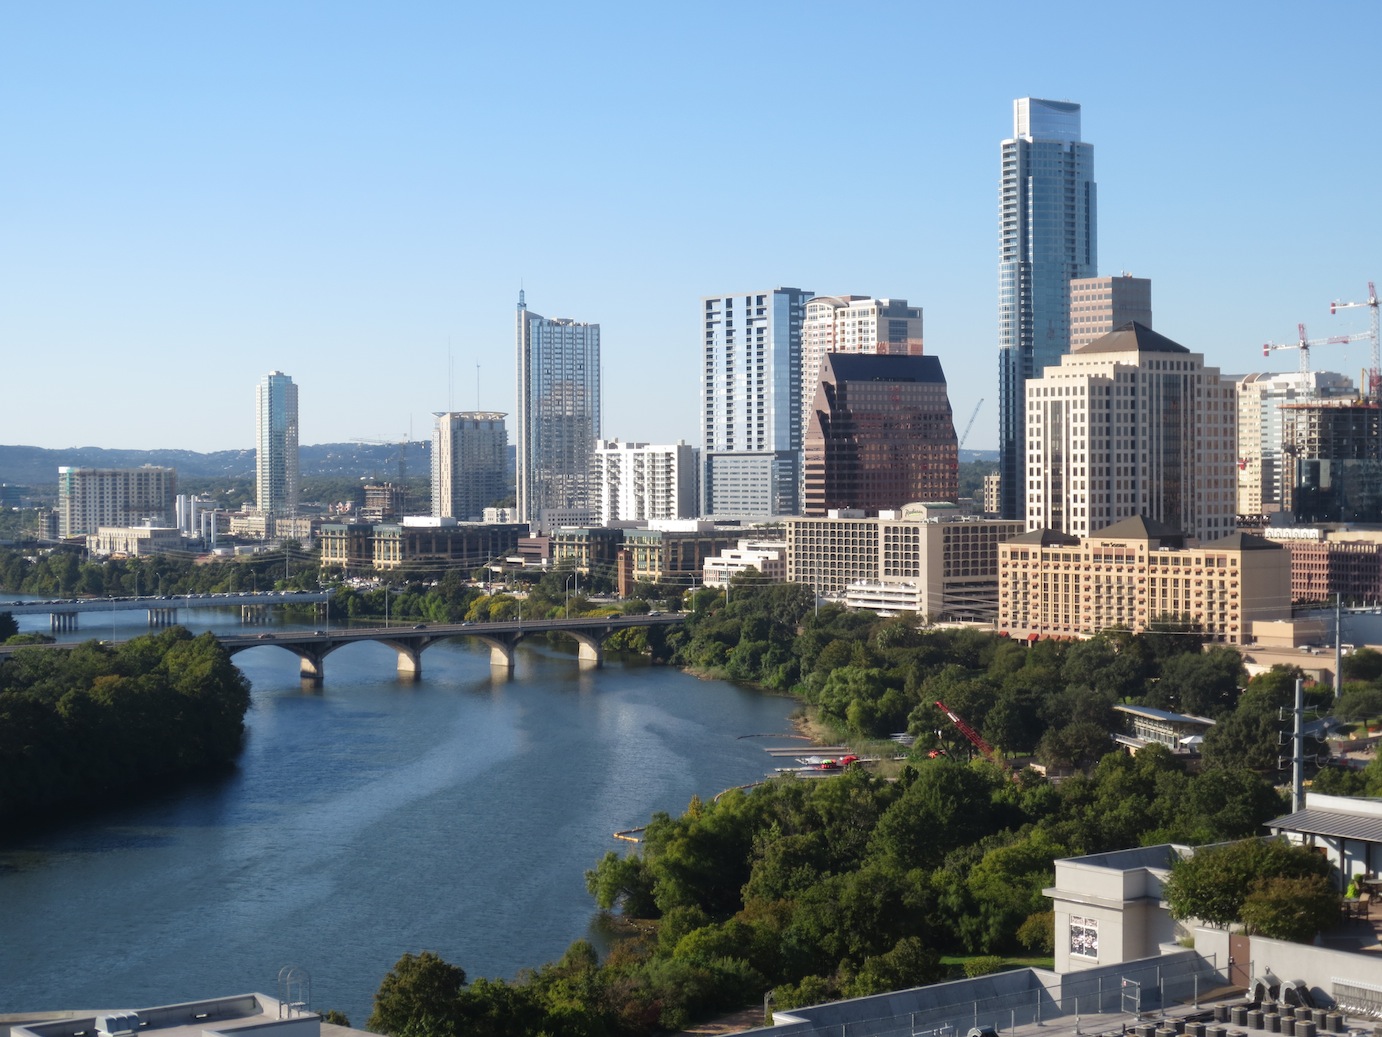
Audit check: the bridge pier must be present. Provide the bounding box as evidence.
[147,607,178,627]
[577,640,603,668]
[298,648,325,686]
[241,605,271,625]
[51,611,79,632]
[395,645,422,681]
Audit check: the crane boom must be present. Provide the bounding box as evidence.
[1261,322,1370,396]
[934,699,1002,764]
[958,398,984,450]
[1331,281,1380,400]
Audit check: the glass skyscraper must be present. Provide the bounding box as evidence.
[998,98,1096,521]
[255,370,299,517]
[515,291,601,526]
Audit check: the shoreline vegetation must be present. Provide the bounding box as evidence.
[8,554,1382,1035]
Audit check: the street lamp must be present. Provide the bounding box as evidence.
[565,574,576,618]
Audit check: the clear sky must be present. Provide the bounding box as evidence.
[5,1,1381,456]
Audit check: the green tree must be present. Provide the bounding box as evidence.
[367,951,467,1037]
[1239,874,1340,942]
[1163,839,1331,928]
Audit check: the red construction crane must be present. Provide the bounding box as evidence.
[1330,282,1380,399]
[934,699,1004,767]
[1261,323,1369,397]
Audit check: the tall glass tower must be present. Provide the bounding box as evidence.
[255,370,299,517]
[515,292,601,526]
[998,98,1096,521]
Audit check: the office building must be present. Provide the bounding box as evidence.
[701,287,812,518]
[786,503,1023,621]
[255,371,299,517]
[1236,370,1355,518]
[999,98,1097,521]
[516,292,601,527]
[1025,323,1237,543]
[802,353,958,515]
[58,466,177,538]
[997,516,1291,644]
[616,525,741,594]
[1069,275,1152,351]
[590,439,699,525]
[432,411,508,522]
[800,295,923,435]
[982,473,1001,516]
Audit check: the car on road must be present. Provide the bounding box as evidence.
[256,633,274,639]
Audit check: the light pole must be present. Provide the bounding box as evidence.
[565,574,576,618]
[384,583,390,627]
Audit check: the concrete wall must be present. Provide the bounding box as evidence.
[1193,926,1380,1008]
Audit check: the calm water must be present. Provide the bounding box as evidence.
[0,604,798,1023]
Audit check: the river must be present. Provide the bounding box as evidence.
[0,604,800,1024]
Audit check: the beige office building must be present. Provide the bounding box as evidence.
[1025,323,1237,543]
[786,503,1023,622]
[997,516,1290,644]
[1068,275,1152,351]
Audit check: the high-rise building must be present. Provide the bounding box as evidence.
[701,287,811,518]
[802,353,957,516]
[1069,275,1151,351]
[516,292,601,526]
[999,97,1097,521]
[590,440,699,525]
[58,466,177,538]
[1236,371,1355,518]
[800,295,923,436]
[1025,323,1237,543]
[1280,399,1382,523]
[255,371,299,517]
[432,411,508,522]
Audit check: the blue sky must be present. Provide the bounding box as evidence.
[5,1,1381,455]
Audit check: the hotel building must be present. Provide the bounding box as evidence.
[996,516,1290,644]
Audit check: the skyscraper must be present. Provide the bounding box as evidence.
[1069,275,1152,351]
[432,411,508,521]
[255,370,299,517]
[802,353,957,516]
[701,287,812,518]
[515,292,601,526]
[999,97,1097,520]
[800,295,924,436]
[1024,323,1237,543]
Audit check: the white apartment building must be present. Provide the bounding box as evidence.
[58,466,177,538]
[800,295,923,436]
[1236,370,1355,517]
[701,287,811,518]
[87,525,184,558]
[1025,323,1237,543]
[590,439,698,525]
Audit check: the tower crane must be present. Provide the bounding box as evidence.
[1261,323,1369,398]
[350,435,418,513]
[934,699,1005,768]
[1330,282,1380,399]
[957,398,984,450]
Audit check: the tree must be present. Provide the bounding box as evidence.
[1239,874,1340,942]
[368,951,467,1037]
[0,612,17,641]
[1163,839,1332,929]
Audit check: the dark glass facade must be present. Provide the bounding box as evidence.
[803,353,958,516]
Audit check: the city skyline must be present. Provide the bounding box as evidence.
[5,4,1382,458]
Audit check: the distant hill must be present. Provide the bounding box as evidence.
[0,442,429,492]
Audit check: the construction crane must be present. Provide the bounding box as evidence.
[1261,323,1369,397]
[934,699,1005,768]
[957,398,984,450]
[1330,282,1380,399]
